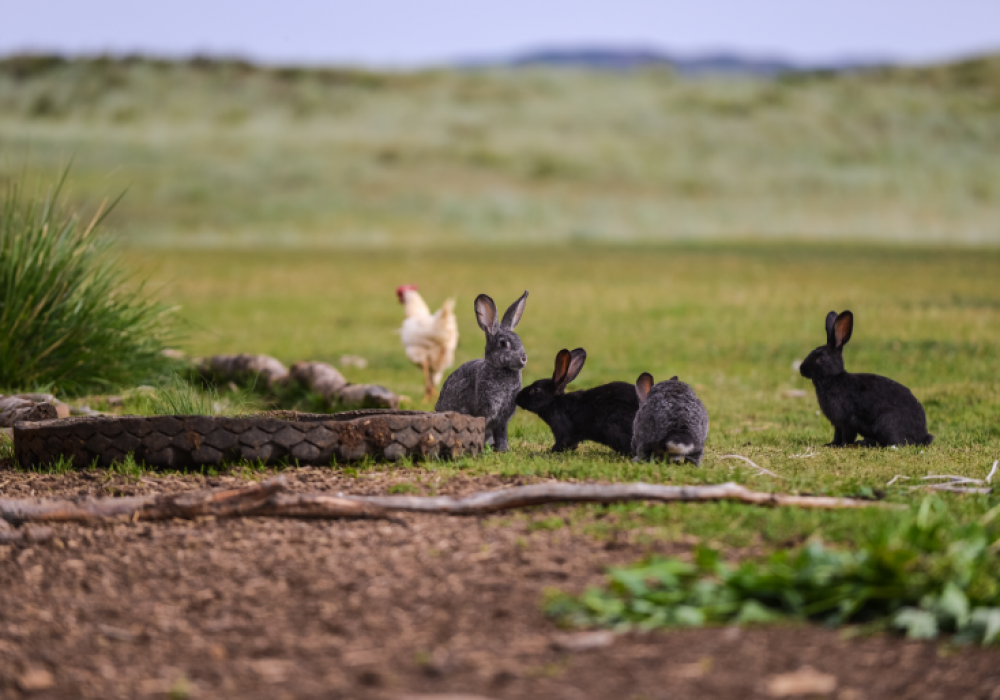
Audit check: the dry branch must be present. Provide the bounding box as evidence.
[0,476,390,526]
[0,478,900,532]
[347,481,901,514]
[289,361,347,401]
[0,396,59,428]
[197,353,290,389]
[197,353,400,409]
[888,461,998,494]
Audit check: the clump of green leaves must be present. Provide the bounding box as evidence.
[0,169,175,394]
[545,498,1000,645]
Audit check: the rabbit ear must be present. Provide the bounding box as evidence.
[825,311,838,347]
[500,290,529,330]
[636,372,654,405]
[552,349,572,385]
[833,310,853,348]
[669,375,678,381]
[562,348,587,387]
[475,294,499,335]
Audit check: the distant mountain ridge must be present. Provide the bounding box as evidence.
[465,47,887,76]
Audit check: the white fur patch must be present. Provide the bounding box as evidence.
[666,441,694,455]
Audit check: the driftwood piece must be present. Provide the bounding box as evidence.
[200,353,400,409]
[288,361,397,408]
[0,476,390,525]
[289,361,348,402]
[0,396,58,428]
[11,393,72,416]
[347,481,901,513]
[288,360,398,409]
[336,383,399,409]
[0,479,899,532]
[198,353,290,389]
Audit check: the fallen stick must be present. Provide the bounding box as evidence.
[0,478,901,530]
[346,481,900,514]
[891,462,998,494]
[253,492,397,521]
[0,477,390,526]
[923,486,994,494]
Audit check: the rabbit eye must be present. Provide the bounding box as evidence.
[501,340,509,349]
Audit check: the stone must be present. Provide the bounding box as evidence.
[17,667,55,692]
[191,445,223,465]
[291,441,321,462]
[272,426,305,448]
[204,428,238,451]
[142,432,171,453]
[382,443,406,461]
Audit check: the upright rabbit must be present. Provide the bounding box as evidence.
[436,291,529,452]
[799,310,933,447]
[631,373,709,465]
[516,348,638,455]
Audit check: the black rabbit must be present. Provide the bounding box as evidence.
[516,348,638,455]
[799,310,934,448]
[631,372,709,464]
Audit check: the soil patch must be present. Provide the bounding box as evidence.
[1,469,998,699]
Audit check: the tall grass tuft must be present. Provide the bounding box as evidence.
[127,373,258,416]
[0,169,175,394]
[0,430,14,464]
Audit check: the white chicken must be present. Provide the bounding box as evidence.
[396,285,459,403]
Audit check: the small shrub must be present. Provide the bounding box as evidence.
[545,498,1000,646]
[0,169,175,394]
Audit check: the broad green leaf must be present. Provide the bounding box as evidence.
[893,608,939,640]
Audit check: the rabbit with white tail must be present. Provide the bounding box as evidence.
[799,310,933,447]
[516,348,639,455]
[436,291,529,452]
[631,373,709,464]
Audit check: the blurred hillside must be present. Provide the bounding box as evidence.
[477,46,880,75]
[1,54,998,247]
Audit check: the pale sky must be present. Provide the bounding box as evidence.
[3,0,999,67]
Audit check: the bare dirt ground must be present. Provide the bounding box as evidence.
[2,467,999,700]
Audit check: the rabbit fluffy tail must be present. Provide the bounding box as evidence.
[665,435,697,463]
[921,433,935,446]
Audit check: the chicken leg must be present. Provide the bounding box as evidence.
[421,357,435,404]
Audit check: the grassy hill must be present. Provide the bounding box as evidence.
[1,54,999,247]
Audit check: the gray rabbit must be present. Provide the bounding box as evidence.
[436,291,528,452]
[631,372,709,465]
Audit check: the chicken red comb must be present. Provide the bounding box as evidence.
[396,284,418,303]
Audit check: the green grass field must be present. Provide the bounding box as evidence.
[126,243,1000,550]
[2,55,999,554]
